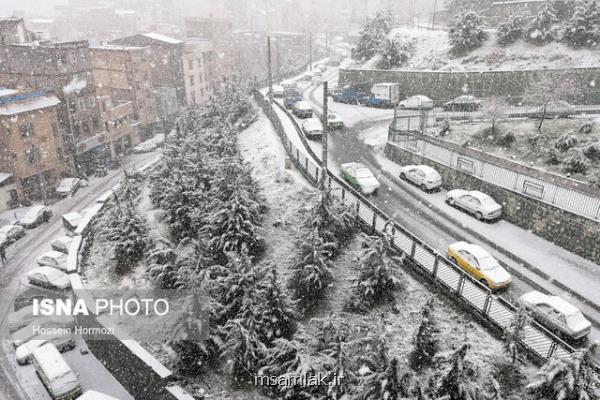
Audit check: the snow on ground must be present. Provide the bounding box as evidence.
[353,27,600,72]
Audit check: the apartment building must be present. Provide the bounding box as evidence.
[183,39,215,105]
[184,16,235,81]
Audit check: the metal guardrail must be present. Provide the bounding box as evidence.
[253,88,578,365]
[427,104,600,122]
[387,128,600,221]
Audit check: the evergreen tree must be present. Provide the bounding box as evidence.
[221,320,266,383]
[448,10,488,54]
[377,38,413,69]
[362,357,406,400]
[216,252,258,320]
[437,344,481,400]
[320,336,355,400]
[563,0,600,47]
[146,240,179,289]
[504,303,529,364]
[307,191,357,250]
[527,344,600,400]
[351,11,393,61]
[409,298,440,371]
[525,1,558,45]
[497,15,525,46]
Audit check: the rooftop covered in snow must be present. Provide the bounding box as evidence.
[0,90,61,116]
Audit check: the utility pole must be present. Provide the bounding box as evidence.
[267,35,273,104]
[432,0,437,30]
[309,32,312,71]
[275,37,281,82]
[321,81,328,189]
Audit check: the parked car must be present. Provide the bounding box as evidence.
[326,114,344,130]
[55,178,81,198]
[398,95,434,110]
[17,205,52,229]
[32,343,81,399]
[331,86,370,104]
[519,291,591,340]
[540,100,576,117]
[61,211,84,232]
[341,163,381,195]
[301,118,324,139]
[444,95,482,112]
[36,250,68,271]
[0,224,25,248]
[399,165,442,192]
[447,241,512,290]
[272,85,284,98]
[16,334,75,365]
[77,390,120,400]
[446,190,502,221]
[132,140,158,154]
[292,101,313,119]
[27,266,71,290]
[150,133,166,147]
[12,315,76,347]
[7,305,37,333]
[51,236,74,254]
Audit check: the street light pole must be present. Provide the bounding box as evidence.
[321,81,328,190]
[267,35,273,104]
[432,0,437,30]
[309,32,312,71]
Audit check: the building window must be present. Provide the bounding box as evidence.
[19,123,34,137]
[82,122,90,135]
[191,91,195,103]
[89,95,95,107]
[92,118,99,131]
[79,98,86,111]
[56,53,64,67]
[79,49,87,62]
[69,50,77,64]
[190,75,194,86]
[188,59,194,70]
[57,147,63,160]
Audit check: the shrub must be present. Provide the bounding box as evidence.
[563,148,591,174]
[448,10,488,54]
[497,15,525,46]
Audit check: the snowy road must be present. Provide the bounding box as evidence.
[0,151,158,400]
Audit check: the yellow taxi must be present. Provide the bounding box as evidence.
[447,241,512,290]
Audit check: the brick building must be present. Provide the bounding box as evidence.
[183,39,215,105]
[0,89,64,210]
[98,96,141,158]
[0,41,107,175]
[90,44,158,136]
[184,16,235,81]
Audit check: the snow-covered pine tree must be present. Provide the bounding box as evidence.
[527,343,600,400]
[497,15,525,46]
[307,191,357,251]
[351,10,393,61]
[221,320,266,383]
[321,336,355,400]
[377,38,413,69]
[437,343,481,400]
[215,251,258,320]
[289,229,335,311]
[146,240,179,289]
[504,303,529,364]
[563,0,600,47]
[409,298,440,371]
[525,0,558,45]
[362,357,407,400]
[448,10,487,54]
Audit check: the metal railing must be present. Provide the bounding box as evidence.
[387,128,600,221]
[253,88,578,365]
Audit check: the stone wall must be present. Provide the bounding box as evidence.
[384,142,600,264]
[339,67,600,104]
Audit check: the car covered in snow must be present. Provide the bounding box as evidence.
[301,118,324,139]
[447,241,512,290]
[341,162,381,195]
[292,101,313,119]
[36,250,68,271]
[132,140,158,154]
[0,224,25,248]
[27,266,71,290]
[62,211,84,232]
[326,113,344,130]
[519,291,591,340]
[398,95,434,110]
[77,391,121,400]
[446,190,502,221]
[12,315,76,347]
[272,85,284,98]
[55,178,82,198]
[443,95,482,112]
[51,236,74,254]
[399,165,442,192]
[7,305,37,333]
[16,334,75,365]
[17,205,52,229]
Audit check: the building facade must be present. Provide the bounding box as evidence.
[98,96,141,158]
[184,16,235,81]
[183,39,215,105]
[0,18,37,45]
[0,89,64,209]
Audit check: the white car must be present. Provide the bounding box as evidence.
[149,133,165,147]
[12,315,76,347]
[327,114,344,130]
[273,85,284,98]
[0,224,25,248]
[55,178,81,198]
[51,236,74,254]
[36,250,68,271]
[17,205,52,229]
[446,190,502,221]
[27,266,71,290]
[399,165,442,192]
[292,101,313,118]
[132,140,158,153]
[302,118,324,139]
[341,162,381,195]
[398,95,434,110]
[519,291,591,340]
[16,334,75,365]
[7,305,37,333]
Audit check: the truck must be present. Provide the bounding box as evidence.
[331,86,369,104]
[365,83,401,108]
[283,87,303,108]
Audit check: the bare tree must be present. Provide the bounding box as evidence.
[482,97,509,136]
[523,78,577,134]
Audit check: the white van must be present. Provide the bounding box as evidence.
[32,343,81,399]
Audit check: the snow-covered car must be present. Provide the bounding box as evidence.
[272,85,284,98]
[62,211,84,232]
[399,165,442,192]
[292,101,313,119]
[443,95,482,112]
[540,100,576,117]
[55,178,81,198]
[36,250,68,271]
[17,205,52,229]
[326,114,344,130]
[519,291,591,340]
[300,71,314,81]
[447,242,512,290]
[446,190,502,221]
[27,266,71,290]
[341,162,381,195]
[51,236,74,254]
[7,305,37,333]
[12,316,76,348]
[149,133,165,147]
[16,334,75,365]
[301,118,324,139]
[398,95,434,110]
[77,391,121,400]
[132,140,158,154]
[0,224,25,248]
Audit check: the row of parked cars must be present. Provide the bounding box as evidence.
[337,161,591,341]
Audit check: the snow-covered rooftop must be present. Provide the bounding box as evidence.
[140,32,183,45]
[0,90,60,116]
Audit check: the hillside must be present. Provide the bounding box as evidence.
[357,27,600,72]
